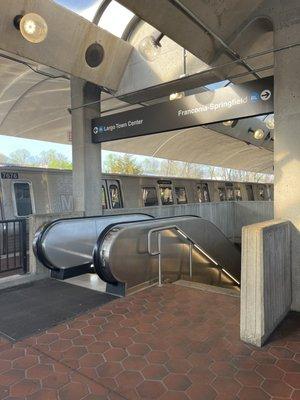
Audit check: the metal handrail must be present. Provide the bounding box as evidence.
[147,225,219,287]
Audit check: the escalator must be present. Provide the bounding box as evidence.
[93,215,241,296]
[34,214,241,295]
[33,213,153,279]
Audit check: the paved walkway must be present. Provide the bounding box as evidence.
[0,284,299,399]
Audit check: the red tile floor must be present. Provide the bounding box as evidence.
[0,284,299,400]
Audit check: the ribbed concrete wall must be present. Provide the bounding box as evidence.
[104,201,274,242]
[240,220,291,347]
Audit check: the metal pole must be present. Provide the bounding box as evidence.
[189,241,193,278]
[158,232,162,287]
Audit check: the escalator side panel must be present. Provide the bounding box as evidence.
[34,213,153,274]
[94,215,241,294]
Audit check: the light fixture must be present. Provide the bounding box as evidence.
[223,120,234,126]
[252,128,265,140]
[222,120,238,128]
[14,13,48,44]
[169,92,185,101]
[265,115,275,130]
[139,33,164,62]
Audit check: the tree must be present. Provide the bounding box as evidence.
[9,149,35,166]
[103,153,143,175]
[8,148,72,169]
[0,153,8,164]
[142,158,161,175]
[37,150,72,170]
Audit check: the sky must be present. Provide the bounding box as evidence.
[54,0,97,10]
[0,136,72,160]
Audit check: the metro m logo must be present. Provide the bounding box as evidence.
[60,194,74,212]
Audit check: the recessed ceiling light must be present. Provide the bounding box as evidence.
[253,128,265,140]
[223,120,234,126]
[139,35,162,62]
[265,115,275,130]
[15,13,48,44]
[222,120,238,128]
[169,92,185,101]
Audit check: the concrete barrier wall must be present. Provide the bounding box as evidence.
[104,201,274,242]
[234,202,274,241]
[240,220,291,347]
[1,202,273,289]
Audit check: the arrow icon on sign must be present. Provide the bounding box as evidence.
[260,89,271,101]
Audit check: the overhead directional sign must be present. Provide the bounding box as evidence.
[92,77,274,143]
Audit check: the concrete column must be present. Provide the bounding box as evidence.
[240,220,291,347]
[70,78,102,216]
[274,15,300,311]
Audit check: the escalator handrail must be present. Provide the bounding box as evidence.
[147,224,241,286]
[33,213,154,271]
[147,225,219,266]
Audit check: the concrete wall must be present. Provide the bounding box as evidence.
[273,4,300,312]
[234,202,274,240]
[240,220,291,347]
[104,201,274,243]
[71,79,103,216]
[0,0,132,90]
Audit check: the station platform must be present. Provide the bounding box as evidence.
[0,282,299,400]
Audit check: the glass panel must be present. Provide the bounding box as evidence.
[142,187,158,207]
[197,183,210,203]
[266,186,272,201]
[203,184,210,202]
[14,182,33,216]
[175,187,187,204]
[246,184,254,201]
[54,0,103,22]
[196,186,202,203]
[225,183,235,201]
[101,185,108,209]
[99,1,134,37]
[160,186,174,205]
[234,187,242,201]
[258,186,265,200]
[109,183,122,208]
[269,185,274,200]
[218,187,226,202]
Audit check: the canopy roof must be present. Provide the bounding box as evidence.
[102,123,273,174]
[0,0,275,173]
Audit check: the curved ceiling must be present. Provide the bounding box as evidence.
[102,125,273,174]
[0,55,71,143]
[0,0,275,174]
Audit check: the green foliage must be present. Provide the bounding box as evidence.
[103,152,272,183]
[1,147,272,183]
[6,148,72,170]
[103,153,143,175]
[38,150,72,170]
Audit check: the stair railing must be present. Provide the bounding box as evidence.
[147,225,219,287]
